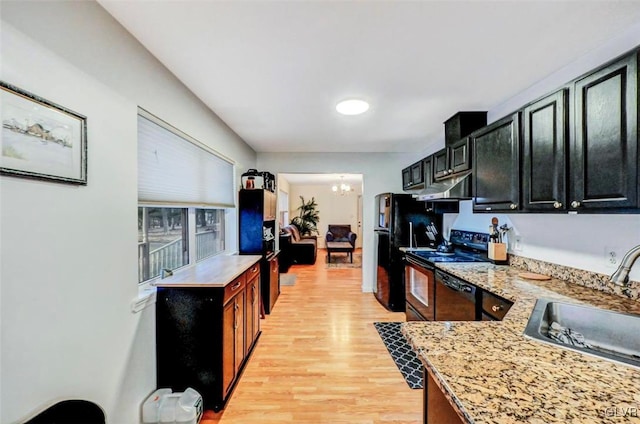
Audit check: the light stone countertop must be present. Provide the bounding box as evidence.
[402,263,640,423]
[151,254,261,288]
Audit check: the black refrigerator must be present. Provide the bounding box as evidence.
[374,193,442,312]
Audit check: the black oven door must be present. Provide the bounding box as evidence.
[404,256,435,321]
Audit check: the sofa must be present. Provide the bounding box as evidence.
[326,224,357,247]
[279,224,318,270]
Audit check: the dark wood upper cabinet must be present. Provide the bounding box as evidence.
[434,136,475,181]
[522,89,569,211]
[423,156,434,188]
[445,111,488,144]
[434,111,485,181]
[472,113,521,212]
[450,137,472,175]
[433,148,450,180]
[402,160,425,190]
[402,167,412,189]
[410,161,424,186]
[571,52,638,211]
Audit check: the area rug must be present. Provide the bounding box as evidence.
[373,322,423,389]
[280,273,297,286]
[325,253,362,269]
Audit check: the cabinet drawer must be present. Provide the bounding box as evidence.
[481,291,513,321]
[245,262,260,280]
[224,274,246,304]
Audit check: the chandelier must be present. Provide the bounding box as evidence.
[331,176,352,195]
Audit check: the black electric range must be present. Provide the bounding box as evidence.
[405,229,491,266]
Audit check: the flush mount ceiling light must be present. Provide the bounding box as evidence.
[336,99,369,115]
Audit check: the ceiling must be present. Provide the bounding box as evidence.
[99,1,640,154]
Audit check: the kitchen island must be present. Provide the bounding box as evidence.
[403,263,640,423]
[153,254,262,411]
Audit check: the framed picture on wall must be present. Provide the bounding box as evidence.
[0,81,87,185]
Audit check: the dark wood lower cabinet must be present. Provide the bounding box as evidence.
[424,368,463,424]
[245,272,260,356]
[156,263,260,411]
[262,251,280,314]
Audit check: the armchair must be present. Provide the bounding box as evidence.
[326,224,357,248]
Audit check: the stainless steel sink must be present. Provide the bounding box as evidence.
[523,299,640,369]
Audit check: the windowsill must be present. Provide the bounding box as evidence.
[131,281,157,313]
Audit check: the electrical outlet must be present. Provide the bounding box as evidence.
[513,236,523,252]
[605,246,622,268]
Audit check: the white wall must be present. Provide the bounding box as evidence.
[288,183,363,249]
[0,2,256,423]
[258,152,415,291]
[449,201,640,281]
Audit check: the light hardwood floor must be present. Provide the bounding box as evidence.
[202,248,422,423]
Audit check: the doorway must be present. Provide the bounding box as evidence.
[277,173,363,250]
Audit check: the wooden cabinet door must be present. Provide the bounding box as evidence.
[450,137,472,175]
[572,52,638,211]
[263,190,276,221]
[245,274,260,355]
[422,156,433,188]
[472,113,521,212]
[269,255,279,313]
[402,167,411,189]
[424,369,463,423]
[433,148,450,180]
[222,299,236,396]
[223,288,246,396]
[523,89,568,211]
[234,291,245,376]
[410,161,424,186]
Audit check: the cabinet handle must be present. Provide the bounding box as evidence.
[448,169,453,174]
[492,305,503,312]
[231,281,242,291]
[251,266,258,273]
[553,201,563,209]
[234,302,239,329]
[509,203,518,210]
[571,200,581,208]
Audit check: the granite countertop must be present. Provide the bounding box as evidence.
[151,254,261,288]
[402,263,640,423]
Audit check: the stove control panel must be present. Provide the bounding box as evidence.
[450,230,489,252]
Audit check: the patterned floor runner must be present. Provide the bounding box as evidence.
[373,322,423,389]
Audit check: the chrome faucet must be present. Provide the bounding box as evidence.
[609,245,640,286]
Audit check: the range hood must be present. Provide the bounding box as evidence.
[414,171,472,201]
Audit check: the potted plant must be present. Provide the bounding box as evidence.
[291,196,320,236]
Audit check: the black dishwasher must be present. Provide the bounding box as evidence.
[434,270,479,321]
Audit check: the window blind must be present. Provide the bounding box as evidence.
[138,112,235,208]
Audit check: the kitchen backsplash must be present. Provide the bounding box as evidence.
[509,254,640,301]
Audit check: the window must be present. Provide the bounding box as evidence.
[196,208,225,261]
[138,207,188,283]
[137,109,233,284]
